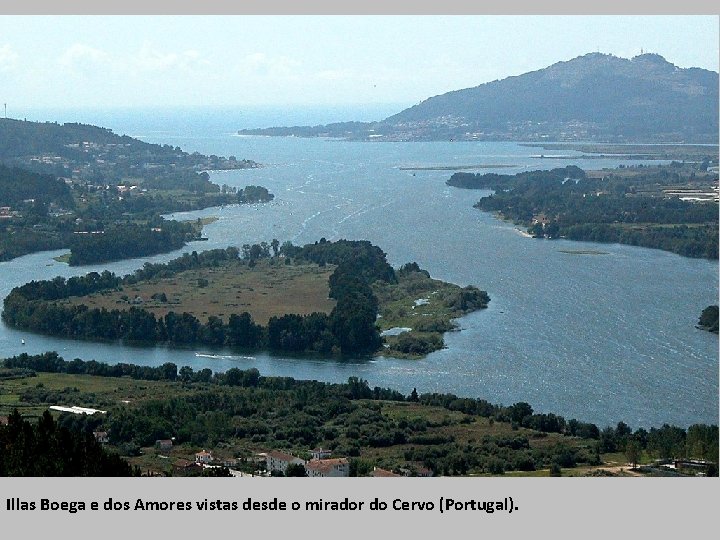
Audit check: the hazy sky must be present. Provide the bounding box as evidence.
[0,15,717,110]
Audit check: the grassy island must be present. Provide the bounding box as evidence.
[374,263,489,358]
[3,240,489,359]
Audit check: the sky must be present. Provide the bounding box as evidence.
[0,15,718,112]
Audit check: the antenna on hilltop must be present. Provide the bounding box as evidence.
[3,103,6,118]
[641,48,644,55]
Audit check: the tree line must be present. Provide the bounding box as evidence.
[0,409,135,476]
[67,219,199,265]
[698,305,719,333]
[447,165,718,259]
[4,352,718,476]
[3,240,396,355]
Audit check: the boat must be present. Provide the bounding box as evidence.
[21,339,25,345]
[195,353,255,361]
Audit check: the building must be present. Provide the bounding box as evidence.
[310,447,332,460]
[173,459,197,474]
[532,213,551,226]
[265,450,306,475]
[371,467,401,478]
[673,459,714,475]
[92,431,109,444]
[305,458,350,478]
[156,439,173,452]
[195,450,213,464]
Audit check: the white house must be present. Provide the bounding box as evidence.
[310,447,332,460]
[265,450,305,474]
[305,458,350,478]
[195,450,213,464]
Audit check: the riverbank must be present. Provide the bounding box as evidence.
[3,360,715,477]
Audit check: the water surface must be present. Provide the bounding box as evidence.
[1,132,716,428]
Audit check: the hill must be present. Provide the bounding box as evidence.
[0,117,258,180]
[0,119,269,262]
[239,53,719,143]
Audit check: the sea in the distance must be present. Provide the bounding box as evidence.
[0,106,717,429]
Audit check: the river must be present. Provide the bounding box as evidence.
[0,117,717,429]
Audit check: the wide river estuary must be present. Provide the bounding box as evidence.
[0,129,717,428]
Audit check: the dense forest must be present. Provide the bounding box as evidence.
[2,240,399,355]
[3,352,718,476]
[0,118,267,262]
[447,165,719,259]
[0,155,273,262]
[0,164,75,207]
[67,220,199,265]
[0,409,135,476]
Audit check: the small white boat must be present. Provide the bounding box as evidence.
[21,339,25,345]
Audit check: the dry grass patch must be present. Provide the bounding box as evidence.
[60,259,336,325]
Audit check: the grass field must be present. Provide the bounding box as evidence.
[59,259,336,325]
[0,371,183,417]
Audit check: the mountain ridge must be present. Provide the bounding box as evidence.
[239,53,719,143]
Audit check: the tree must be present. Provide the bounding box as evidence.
[409,388,419,402]
[698,305,719,333]
[625,439,641,469]
[285,463,307,477]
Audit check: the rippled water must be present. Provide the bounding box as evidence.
[0,133,716,428]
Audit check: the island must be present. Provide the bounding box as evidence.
[447,164,719,259]
[2,239,489,359]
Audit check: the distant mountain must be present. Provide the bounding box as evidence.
[240,53,719,143]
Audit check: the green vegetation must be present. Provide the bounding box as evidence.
[0,118,258,179]
[1,353,717,477]
[374,262,489,358]
[67,220,199,265]
[447,165,719,259]
[698,305,719,334]
[0,409,135,476]
[52,253,71,263]
[3,241,488,358]
[239,53,719,143]
[0,165,274,264]
[0,119,269,262]
[60,258,336,326]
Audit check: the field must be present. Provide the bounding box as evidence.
[0,371,641,477]
[0,371,184,418]
[60,259,336,325]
